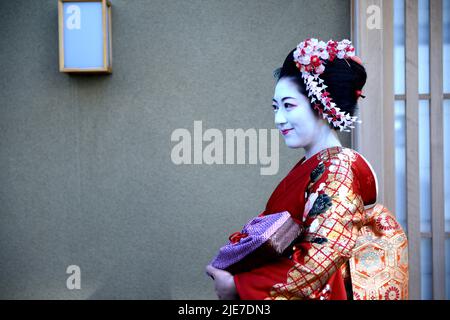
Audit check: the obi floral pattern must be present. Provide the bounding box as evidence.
[349,204,409,300]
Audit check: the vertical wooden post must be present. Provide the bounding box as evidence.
[353,0,386,204]
[405,0,421,300]
[382,0,396,214]
[429,0,445,300]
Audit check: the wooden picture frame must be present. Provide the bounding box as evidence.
[58,0,112,73]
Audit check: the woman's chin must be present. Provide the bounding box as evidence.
[283,140,304,149]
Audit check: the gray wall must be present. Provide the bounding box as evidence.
[0,0,351,299]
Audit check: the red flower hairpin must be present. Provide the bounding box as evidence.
[293,38,363,131]
[355,90,366,100]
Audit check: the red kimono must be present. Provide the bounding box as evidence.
[233,146,380,300]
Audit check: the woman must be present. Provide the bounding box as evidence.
[206,38,408,300]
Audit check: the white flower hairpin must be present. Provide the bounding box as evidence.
[293,38,364,132]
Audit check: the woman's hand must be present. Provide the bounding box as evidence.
[205,265,239,300]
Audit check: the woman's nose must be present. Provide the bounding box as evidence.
[274,108,287,125]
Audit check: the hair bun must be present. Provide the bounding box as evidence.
[350,55,363,66]
[349,58,367,91]
[277,43,368,128]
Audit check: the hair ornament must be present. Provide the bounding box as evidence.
[293,38,362,131]
[355,90,365,100]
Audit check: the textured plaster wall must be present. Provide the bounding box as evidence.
[0,0,350,299]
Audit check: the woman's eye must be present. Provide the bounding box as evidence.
[284,103,295,109]
[272,105,278,111]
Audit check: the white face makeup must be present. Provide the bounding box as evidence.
[272,77,322,149]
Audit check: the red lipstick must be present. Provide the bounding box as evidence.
[280,128,293,135]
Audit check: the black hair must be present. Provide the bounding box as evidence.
[275,47,367,127]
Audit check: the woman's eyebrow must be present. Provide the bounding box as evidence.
[272,97,296,103]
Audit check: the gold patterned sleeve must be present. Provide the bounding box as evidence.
[266,151,365,300]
